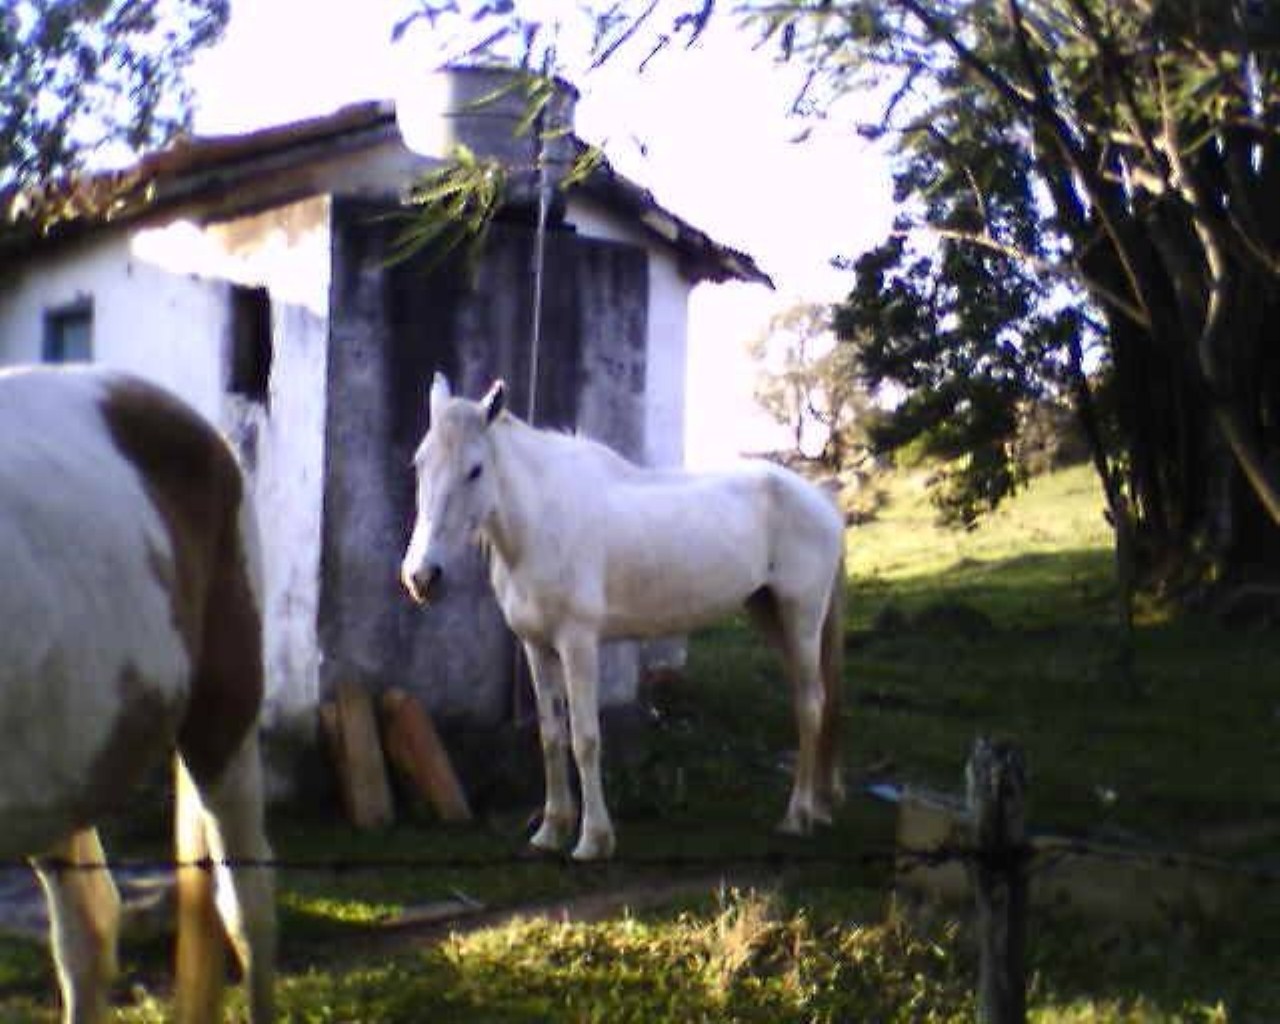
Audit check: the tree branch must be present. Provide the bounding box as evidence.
[894,222,1149,330]
[894,0,1156,333]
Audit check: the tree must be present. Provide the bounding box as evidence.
[828,75,1086,527]
[1,1,229,197]
[748,301,870,466]
[763,0,1280,593]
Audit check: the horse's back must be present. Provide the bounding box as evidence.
[0,366,258,855]
[588,458,841,635]
[605,457,842,553]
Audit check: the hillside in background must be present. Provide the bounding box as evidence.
[847,462,1114,630]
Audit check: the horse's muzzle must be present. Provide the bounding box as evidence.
[403,564,443,605]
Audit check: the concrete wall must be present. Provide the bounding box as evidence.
[320,202,517,725]
[566,195,691,470]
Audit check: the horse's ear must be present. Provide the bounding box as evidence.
[430,373,452,421]
[481,380,507,425]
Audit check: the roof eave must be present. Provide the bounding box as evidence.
[574,156,773,290]
[0,101,402,262]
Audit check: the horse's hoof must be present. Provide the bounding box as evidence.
[522,841,562,860]
[529,819,574,853]
[776,813,813,837]
[570,831,616,862]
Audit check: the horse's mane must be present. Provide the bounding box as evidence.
[494,411,643,475]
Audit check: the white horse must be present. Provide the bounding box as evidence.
[401,374,846,861]
[0,365,276,1023]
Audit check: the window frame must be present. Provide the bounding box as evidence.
[42,297,94,363]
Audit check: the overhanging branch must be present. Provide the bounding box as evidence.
[894,225,1150,328]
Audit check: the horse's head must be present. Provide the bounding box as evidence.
[401,372,506,605]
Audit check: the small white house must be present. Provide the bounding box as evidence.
[0,67,769,795]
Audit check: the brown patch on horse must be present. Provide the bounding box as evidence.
[98,377,264,787]
[184,511,265,785]
[74,664,182,823]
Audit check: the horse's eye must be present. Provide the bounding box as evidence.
[467,464,483,482]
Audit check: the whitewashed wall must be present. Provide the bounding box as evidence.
[199,205,332,763]
[0,231,228,419]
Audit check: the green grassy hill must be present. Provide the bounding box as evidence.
[848,462,1114,629]
[841,463,1277,845]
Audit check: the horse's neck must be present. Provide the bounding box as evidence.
[482,416,552,570]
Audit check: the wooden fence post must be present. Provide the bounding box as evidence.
[966,737,1029,1024]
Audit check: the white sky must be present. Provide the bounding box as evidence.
[189,0,895,464]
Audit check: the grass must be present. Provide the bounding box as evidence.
[848,466,1280,843]
[848,464,1115,629]
[2,463,1279,1021]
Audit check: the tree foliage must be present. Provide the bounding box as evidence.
[828,80,1089,526]
[0,0,229,192]
[751,0,1280,586]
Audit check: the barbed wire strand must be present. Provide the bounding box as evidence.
[15,841,1276,889]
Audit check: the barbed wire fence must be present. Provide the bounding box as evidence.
[24,839,1279,884]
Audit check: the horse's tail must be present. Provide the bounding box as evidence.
[817,541,846,809]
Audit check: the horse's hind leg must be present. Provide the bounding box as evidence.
[177,740,276,1024]
[173,495,275,1023]
[524,642,578,853]
[776,603,828,836]
[33,828,121,1024]
[815,568,846,818]
[174,756,227,1024]
[747,588,826,834]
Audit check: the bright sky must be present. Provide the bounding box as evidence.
[189,0,895,464]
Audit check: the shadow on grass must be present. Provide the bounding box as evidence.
[854,546,1118,631]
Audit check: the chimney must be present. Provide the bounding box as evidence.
[395,65,579,203]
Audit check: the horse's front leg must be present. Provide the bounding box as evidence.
[523,641,578,853]
[559,631,616,861]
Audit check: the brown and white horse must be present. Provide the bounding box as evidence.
[0,365,275,1023]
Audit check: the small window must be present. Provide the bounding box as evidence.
[229,285,273,404]
[43,300,93,363]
